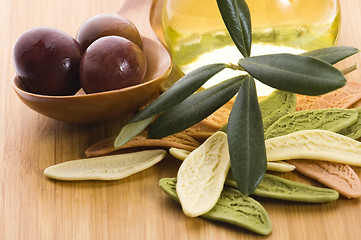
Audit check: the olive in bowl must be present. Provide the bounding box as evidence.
[76,13,143,51]
[12,37,171,123]
[80,36,147,94]
[13,27,82,96]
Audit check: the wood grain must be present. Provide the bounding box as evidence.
[1,0,361,239]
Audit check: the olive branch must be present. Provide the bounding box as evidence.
[114,0,359,195]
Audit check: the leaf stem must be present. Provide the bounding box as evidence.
[227,63,245,71]
[341,63,357,75]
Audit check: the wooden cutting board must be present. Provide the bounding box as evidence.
[1,0,361,239]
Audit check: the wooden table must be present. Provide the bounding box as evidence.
[1,0,361,239]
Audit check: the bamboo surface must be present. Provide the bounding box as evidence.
[1,0,361,239]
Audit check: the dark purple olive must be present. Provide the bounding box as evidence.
[76,13,143,51]
[13,27,82,96]
[79,36,146,94]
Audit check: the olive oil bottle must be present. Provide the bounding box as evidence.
[162,0,341,96]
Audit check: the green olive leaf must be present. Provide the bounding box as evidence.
[217,0,252,57]
[301,46,360,65]
[238,53,346,96]
[148,75,247,139]
[218,89,296,133]
[227,76,267,196]
[113,63,227,147]
[129,63,227,123]
[114,116,155,148]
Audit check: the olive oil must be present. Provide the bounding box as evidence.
[162,0,341,96]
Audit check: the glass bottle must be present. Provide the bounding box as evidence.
[162,0,341,96]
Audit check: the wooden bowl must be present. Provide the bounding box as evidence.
[13,37,172,123]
